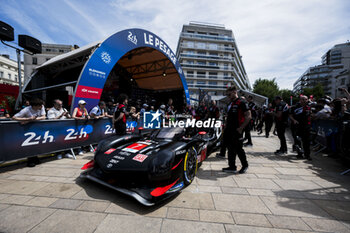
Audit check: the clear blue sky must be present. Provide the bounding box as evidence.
[1,0,349,89]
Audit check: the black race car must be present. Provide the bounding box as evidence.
[80,126,222,206]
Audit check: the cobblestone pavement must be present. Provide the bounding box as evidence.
[0,132,349,233]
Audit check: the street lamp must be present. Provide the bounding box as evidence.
[0,20,42,107]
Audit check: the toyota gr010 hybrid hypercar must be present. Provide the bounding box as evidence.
[80,126,222,206]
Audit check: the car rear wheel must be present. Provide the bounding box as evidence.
[183,147,198,185]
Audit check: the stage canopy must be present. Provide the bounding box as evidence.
[21,29,190,111]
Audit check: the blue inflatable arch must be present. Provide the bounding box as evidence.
[71,28,190,112]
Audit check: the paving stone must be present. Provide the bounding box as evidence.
[0,205,55,233]
[1,180,50,195]
[217,176,238,187]
[225,224,292,233]
[247,166,280,174]
[161,219,226,233]
[221,187,249,195]
[302,217,350,232]
[166,192,215,209]
[266,215,312,231]
[231,212,272,227]
[276,174,304,180]
[199,209,234,223]
[0,194,34,204]
[76,200,110,212]
[313,200,350,221]
[95,214,162,233]
[24,196,58,207]
[0,193,10,200]
[233,177,281,190]
[0,203,11,212]
[167,207,199,220]
[247,189,276,196]
[260,196,330,218]
[274,168,315,176]
[196,185,222,193]
[212,194,271,214]
[29,209,106,233]
[7,174,49,182]
[49,198,84,209]
[10,167,77,178]
[273,179,322,191]
[104,202,138,215]
[256,174,279,179]
[32,183,82,198]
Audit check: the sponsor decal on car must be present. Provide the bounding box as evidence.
[175,149,186,155]
[132,154,148,163]
[167,182,184,193]
[122,142,150,153]
[104,148,116,154]
[113,155,125,160]
[119,151,131,156]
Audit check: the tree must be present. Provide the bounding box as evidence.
[253,78,279,103]
[300,83,324,100]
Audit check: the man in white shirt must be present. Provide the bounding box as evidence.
[47,99,71,119]
[90,101,107,119]
[13,98,46,123]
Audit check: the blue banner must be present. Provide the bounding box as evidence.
[0,119,141,163]
[71,29,190,112]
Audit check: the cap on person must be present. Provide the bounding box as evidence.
[143,104,148,108]
[78,100,87,105]
[160,105,166,109]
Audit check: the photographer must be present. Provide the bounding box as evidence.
[47,99,71,119]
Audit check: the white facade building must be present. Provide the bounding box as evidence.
[293,42,350,98]
[176,22,251,103]
[0,54,24,86]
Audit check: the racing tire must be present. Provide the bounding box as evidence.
[183,147,198,185]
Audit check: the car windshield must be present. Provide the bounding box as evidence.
[155,127,184,139]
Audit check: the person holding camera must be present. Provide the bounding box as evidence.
[47,99,71,119]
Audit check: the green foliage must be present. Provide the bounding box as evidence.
[253,78,279,103]
[299,83,324,100]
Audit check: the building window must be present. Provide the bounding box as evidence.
[186,41,194,48]
[187,80,194,84]
[209,81,217,85]
[197,61,206,65]
[209,62,218,67]
[59,49,64,53]
[186,71,194,77]
[197,81,206,85]
[15,75,18,81]
[196,42,206,49]
[197,72,206,77]
[0,71,3,78]
[341,78,345,85]
[8,73,11,80]
[32,57,38,65]
[209,43,217,50]
[209,72,217,78]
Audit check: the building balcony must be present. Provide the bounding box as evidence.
[179,44,235,52]
[186,75,234,82]
[179,53,233,62]
[181,63,233,71]
[187,84,228,90]
[180,32,234,42]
